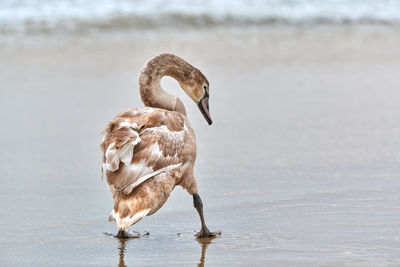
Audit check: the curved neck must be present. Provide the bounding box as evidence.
[138,54,188,115]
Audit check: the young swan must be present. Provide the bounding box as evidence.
[101,54,220,238]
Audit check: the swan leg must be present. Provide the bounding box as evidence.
[193,193,221,238]
[104,230,149,239]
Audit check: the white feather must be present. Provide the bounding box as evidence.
[112,208,151,230]
[122,162,182,194]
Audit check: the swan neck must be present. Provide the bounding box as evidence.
[139,55,187,115]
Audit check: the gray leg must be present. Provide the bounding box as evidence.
[193,193,221,238]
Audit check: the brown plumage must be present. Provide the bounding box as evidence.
[101,54,220,238]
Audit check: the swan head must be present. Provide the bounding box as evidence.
[139,53,212,124]
[179,69,212,125]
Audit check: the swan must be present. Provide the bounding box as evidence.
[101,54,220,238]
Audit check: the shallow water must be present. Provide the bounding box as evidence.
[1,27,400,266]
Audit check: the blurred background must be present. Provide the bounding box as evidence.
[1,0,400,35]
[1,1,400,266]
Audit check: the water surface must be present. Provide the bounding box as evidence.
[1,27,400,265]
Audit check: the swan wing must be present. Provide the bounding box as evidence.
[101,108,188,195]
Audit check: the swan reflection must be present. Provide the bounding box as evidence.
[117,238,128,267]
[196,237,216,267]
[116,235,217,266]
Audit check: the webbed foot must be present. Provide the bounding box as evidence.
[104,230,149,239]
[195,227,221,239]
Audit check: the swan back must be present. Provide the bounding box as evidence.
[101,107,194,196]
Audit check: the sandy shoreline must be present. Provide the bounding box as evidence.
[1,26,400,265]
[2,25,400,61]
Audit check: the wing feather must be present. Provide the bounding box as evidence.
[101,107,187,195]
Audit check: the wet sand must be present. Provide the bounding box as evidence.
[1,26,400,266]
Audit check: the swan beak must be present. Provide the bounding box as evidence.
[198,97,212,125]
